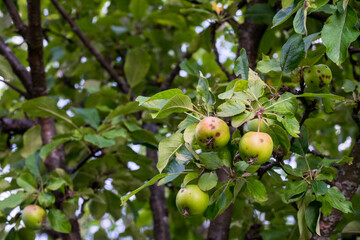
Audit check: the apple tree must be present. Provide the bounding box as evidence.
[0,0,359,240]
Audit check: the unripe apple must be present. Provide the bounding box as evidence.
[247,119,269,132]
[304,64,332,92]
[195,117,230,152]
[176,184,209,217]
[239,132,273,165]
[22,205,46,230]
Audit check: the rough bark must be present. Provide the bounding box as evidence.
[145,123,171,240]
[238,0,267,69]
[207,169,233,240]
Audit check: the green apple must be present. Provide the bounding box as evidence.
[176,184,209,217]
[239,132,273,165]
[22,205,46,230]
[304,64,332,92]
[195,117,230,152]
[247,118,269,132]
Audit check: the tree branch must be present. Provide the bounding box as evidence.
[3,0,28,37]
[210,22,234,81]
[0,117,35,134]
[160,51,192,91]
[0,79,29,98]
[144,122,171,240]
[0,37,32,93]
[50,0,130,94]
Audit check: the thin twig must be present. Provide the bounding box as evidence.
[0,79,29,98]
[160,51,192,91]
[0,37,32,93]
[3,0,28,37]
[51,0,130,95]
[210,22,234,81]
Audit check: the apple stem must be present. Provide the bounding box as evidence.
[184,208,189,218]
[257,117,261,132]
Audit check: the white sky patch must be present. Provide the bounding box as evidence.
[165,132,171,137]
[273,53,279,59]
[338,136,352,151]
[66,110,75,117]
[57,98,71,108]
[88,225,100,234]
[181,44,188,52]
[43,8,49,16]
[104,178,114,191]
[75,198,84,217]
[179,70,188,77]
[101,218,112,229]
[6,36,23,45]
[80,57,87,63]
[101,1,111,15]
[130,144,141,153]
[127,161,140,171]
[335,124,341,135]
[36,234,49,240]
[195,26,203,34]
[115,218,126,233]
[286,215,296,225]
[313,38,323,44]
[216,35,236,63]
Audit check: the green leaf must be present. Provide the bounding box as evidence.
[137,89,184,109]
[297,93,345,100]
[151,94,194,119]
[245,4,275,25]
[232,111,255,128]
[233,179,245,200]
[121,173,167,205]
[297,197,313,240]
[269,124,290,153]
[257,58,282,73]
[149,12,187,29]
[197,75,214,104]
[279,115,300,138]
[198,152,224,170]
[310,180,327,195]
[272,0,303,27]
[198,172,218,191]
[342,221,360,234]
[104,102,143,122]
[16,173,36,192]
[217,99,245,117]
[72,108,100,129]
[158,158,185,185]
[124,48,151,88]
[323,188,353,213]
[284,181,308,202]
[218,79,248,99]
[38,192,55,207]
[234,161,250,173]
[48,209,72,233]
[22,97,77,129]
[0,192,26,210]
[234,49,249,79]
[20,125,42,158]
[46,178,67,191]
[102,128,127,139]
[25,153,41,178]
[282,164,303,177]
[280,33,305,73]
[245,178,268,202]
[282,0,294,10]
[304,32,320,51]
[157,133,184,173]
[321,6,360,65]
[183,172,199,186]
[129,0,148,19]
[0,55,14,80]
[293,5,307,35]
[305,200,322,234]
[184,124,197,145]
[84,134,115,148]
[290,126,309,156]
[40,137,72,160]
[180,59,200,76]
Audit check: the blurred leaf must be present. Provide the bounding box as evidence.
[38,192,55,207]
[125,48,151,88]
[151,94,193,119]
[0,192,26,210]
[245,4,275,25]
[84,134,115,148]
[217,99,245,117]
[180,59,200,76]
[199,152,223,170]
[72,108,100,129]
[129,0,148,19]
[25,153,41,178]
[48,209,71,233]
[16,173,36,192]
[20,125,42,158]
[183,172,199,186]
